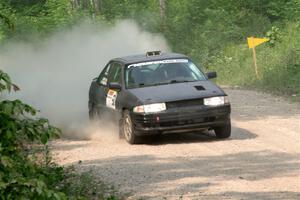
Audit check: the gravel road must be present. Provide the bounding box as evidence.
[52,89,300,200]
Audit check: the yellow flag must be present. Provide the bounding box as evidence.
[247,37,269,49]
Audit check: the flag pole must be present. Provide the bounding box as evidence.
[251,37,259,79]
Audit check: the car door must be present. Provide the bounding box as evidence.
[92,62,112,111]
[105,62,123,112]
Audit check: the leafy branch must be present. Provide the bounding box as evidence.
[0,70,65,199]
[0,13,14,30]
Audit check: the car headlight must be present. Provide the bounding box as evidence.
[133,103,166,113]
[204,96,229,106]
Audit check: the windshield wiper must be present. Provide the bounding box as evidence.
[134,80,197,88]
[169,79,197,84]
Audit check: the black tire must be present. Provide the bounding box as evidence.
[121,110,138,144]
[89,103,100,120]
[214,121,231,139]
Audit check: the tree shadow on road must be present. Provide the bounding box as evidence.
[154,191,300,200]
[76,150,300,198]
[216,191,300,200]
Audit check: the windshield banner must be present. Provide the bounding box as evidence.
[128,59,188,68]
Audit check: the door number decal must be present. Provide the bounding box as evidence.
[106,89,117,109]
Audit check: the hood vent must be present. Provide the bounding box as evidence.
[194,85,205,91]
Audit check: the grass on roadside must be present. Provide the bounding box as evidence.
[207,22,300,101]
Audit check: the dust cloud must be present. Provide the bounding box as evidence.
[0,20,169,140]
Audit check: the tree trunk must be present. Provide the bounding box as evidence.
[70,0,80,9]
[159,0,166,32]
[92,0,101,15]
[82,0,88,10]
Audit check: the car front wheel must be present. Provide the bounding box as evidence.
[89,102,100,120]
[122,110,138,144]
[214,120,231,139]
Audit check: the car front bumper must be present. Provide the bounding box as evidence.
[131,104,231,135]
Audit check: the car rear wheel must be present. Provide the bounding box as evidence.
[214,121,231,139]
[122,110,138,144]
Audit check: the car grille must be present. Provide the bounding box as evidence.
[159,116,216,127]
[133,113,217,128]
[166,98,204,109]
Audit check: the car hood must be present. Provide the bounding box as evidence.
[128,80,226,104]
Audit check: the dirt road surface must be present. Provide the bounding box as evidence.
[52,89,300,200]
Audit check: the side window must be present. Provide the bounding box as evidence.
[98,63,111,86]
[108,62,123,84]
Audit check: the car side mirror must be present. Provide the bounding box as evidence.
[206,72,217,79]
[108,82,122,90]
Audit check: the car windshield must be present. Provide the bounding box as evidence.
[125,59,207,89]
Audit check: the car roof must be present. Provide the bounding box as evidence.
[112,52,188,65]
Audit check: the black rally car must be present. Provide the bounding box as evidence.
[89,51,231,144]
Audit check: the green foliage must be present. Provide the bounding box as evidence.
[0,70,64,199]
[266,26,281,47]
[0,13,14,31]
[0,0,76,42]
[1,0,299,49]
[0,70,119,199]
[165,0,285,65]
[208,22,300,99]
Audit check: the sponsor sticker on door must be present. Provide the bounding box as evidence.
[106,89,117,109]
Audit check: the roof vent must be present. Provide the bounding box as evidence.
[194,85,205,91]
[146,51,161,57]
